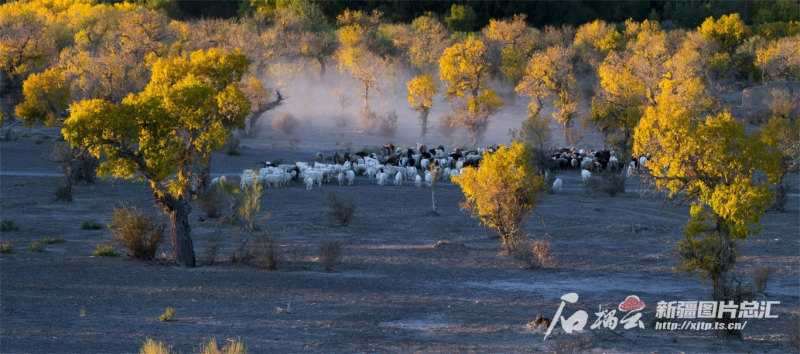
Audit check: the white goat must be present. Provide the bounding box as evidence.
[304,177,314,190]
[211,175,227,186]
[415,175,422,187]
[552,178,562,191]
[347,170,355,185]
[639,156,647,168]
[337,172,345,186]
[394,172,404,186]
[581,170,592,182]
[377,172,388,186]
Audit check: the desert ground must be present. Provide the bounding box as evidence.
[1,114,798,353]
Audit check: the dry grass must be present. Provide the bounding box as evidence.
[319,237,343,272]
[159,307,176,322]
[140,338,173,354]
[1,242,13,253]
[108,204,165,260]
[508,236,555,269]
[197,338,247,354]
[272,113,300,134]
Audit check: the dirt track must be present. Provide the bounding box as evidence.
[1,131,798,353]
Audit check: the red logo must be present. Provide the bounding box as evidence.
[619,295,645,311]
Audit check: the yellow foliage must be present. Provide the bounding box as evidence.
[407,74,439,111]
[452,142,543,251]
[698,13,752,55]
[63,49,251,197]
[15,67,71,127]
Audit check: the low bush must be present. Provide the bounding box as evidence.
[319,237,343,272]
[751,265,775,295]
[358,109,377,133]
[54,178,73,202]
[92,244,117,257]
[159,307,176,322]
[327,192,356,226]
[108,205,165,260]
[1,242,13,253]
[202,229,222,266]
[81,220,104,230]
[254,232,280,270]
[377,110,398,138]
[437,114,456,137]
[600,170,626,196]
[1,220,20,232]
[272,113,300,134]
[223,134,242,156]
[196,186,227,219]
[583,175,603,198]
[507,235,554,269]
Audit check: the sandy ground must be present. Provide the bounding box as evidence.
[1,122,798,353]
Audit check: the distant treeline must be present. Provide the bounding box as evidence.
[113,0,800,28]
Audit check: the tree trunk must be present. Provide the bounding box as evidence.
[420,110,429,139]
[562,121,570,146]
[711,223,741,339]
[772,172,787,212]
[164,196,196,267]
[318,57,326,77]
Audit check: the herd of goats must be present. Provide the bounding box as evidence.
[213,143,647,191]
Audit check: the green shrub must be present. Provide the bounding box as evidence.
[92,244,117,257]
[41,237,66,244]
[34,139,43,145]
[81,220,104,230]
[1,242,14,253]
[1,220,19,231]
[159,307,176,322]
[28,242,44,252]
[108,205,165,260]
